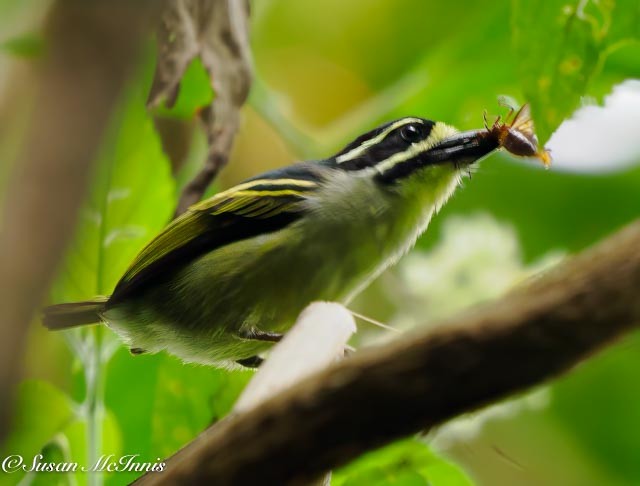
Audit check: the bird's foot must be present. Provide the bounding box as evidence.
[238,329,283,343]
[236,355,264,368]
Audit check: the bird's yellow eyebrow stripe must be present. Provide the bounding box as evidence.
[375,122,458,175]
[335,117,424,164]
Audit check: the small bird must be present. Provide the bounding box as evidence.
[44,117,499,368]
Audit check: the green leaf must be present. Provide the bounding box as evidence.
[104,348,251,484]
[1,33,43,58]
[30,441,73,486]
[150,355,252,458]
[151,58,214,119]
[0,380,77,486]
[420,156,640,260]
[332,439,473,486]
[513,0,640,141]
[103,348,160,486]
[50,74,175,302]
[551,331,640,482]
[62,410,122,486]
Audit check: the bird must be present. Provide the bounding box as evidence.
[43,117,499,369]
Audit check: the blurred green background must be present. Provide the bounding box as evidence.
[1,0,640,485]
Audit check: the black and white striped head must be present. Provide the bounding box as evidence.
[329,117,498,185]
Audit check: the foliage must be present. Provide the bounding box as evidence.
[331,439,473,486]
[2,0,639,485]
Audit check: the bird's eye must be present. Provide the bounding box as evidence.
[400,124,423,143]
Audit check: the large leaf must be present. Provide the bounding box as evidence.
[332,439,473,486]
[62,410,122,486]
[50,80,175,301]
[551,331,640,482]
[103,348,161,486]
[150,355,251,459]
[0,380,76,486]
[513,0,640,141]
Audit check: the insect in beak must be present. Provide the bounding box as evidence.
[481,103,552,168]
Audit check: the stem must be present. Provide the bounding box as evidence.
[85,325,104,486]
[86,83,114,484]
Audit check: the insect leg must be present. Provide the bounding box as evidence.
[510,104,526,126]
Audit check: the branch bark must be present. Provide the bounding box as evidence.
[133,220,640,485]
[147,0,253,217]
[0,0,159,440]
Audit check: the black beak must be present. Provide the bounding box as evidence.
[428,130,499,166]
[374,128,500,183]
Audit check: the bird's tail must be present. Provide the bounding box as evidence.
[42,296,109,330]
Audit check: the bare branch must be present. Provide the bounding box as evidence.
[233,302,356,413]
[0,0,159,440]
[148,0,253,216]
[133,220,640,485]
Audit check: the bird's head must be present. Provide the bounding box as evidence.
[329,117,499,203]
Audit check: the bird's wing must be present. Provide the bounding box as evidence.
[109,167,322,303]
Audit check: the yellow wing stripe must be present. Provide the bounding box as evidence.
[210,189,308,216]
[121,213,207,282]
[227,189,309,198]
[191,178,317,211]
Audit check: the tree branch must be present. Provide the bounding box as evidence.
[133,220,640,485]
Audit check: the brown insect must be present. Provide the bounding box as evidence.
[483,103,552,167]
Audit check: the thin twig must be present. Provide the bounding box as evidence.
[147,0,252,217]
[133,220,640,485]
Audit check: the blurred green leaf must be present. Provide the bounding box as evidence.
[103,344,252,485]
[103,348,160,486]
[0,380,76,486]
[50,80,175,299]
[63,410,122,486]
[332,439,473,486]
[151,58,214,119]
[419,156,640,260]
[150,355,252,458]
[513,0,640,141]
[1,32,43,58]
[551,331,640,482]
[30,441,72,486]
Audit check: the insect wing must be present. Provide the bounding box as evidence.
[510,104,537,144]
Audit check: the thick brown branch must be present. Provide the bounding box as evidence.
[134,220,640,485]
[0,0,159,440]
